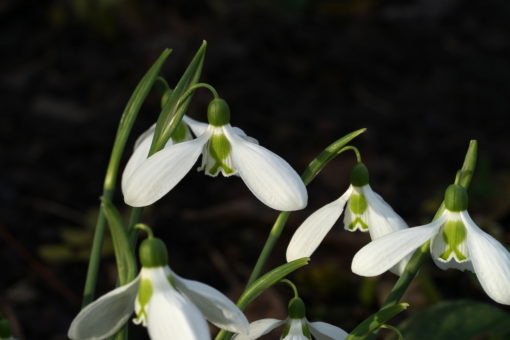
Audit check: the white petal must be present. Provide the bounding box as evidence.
[170,270,249,334]
[363,186,408,239]
[122,125,157,191]
[231,126,259,144]
[462,211,510,305]
[147,289,210,340]
[308,321,348,340]
[224,127,307,211]
[122,133,210,207]
[286,188,352,262]
[232,319,285,340]
[351,217,444,277]
[68,275,140,340]
[183,116,209,136]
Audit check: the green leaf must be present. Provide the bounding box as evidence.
[237,258,309,310]
[386,300,510,340]
[346,303,409,340]
[101,197,137,284]
[151,41,207,153]
[301,128,366,185]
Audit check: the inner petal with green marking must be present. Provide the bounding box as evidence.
[134,279,153,326]
[199,128,236,177]
[345,191,369,231]
[439,219,468,262]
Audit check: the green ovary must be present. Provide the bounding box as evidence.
[171,120,188,143]
[207,134,234,175]
[439,220,468,261]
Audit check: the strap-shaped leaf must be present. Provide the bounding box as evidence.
[345,303,409,340]
[151,41,207,153]
[101,197,137,285]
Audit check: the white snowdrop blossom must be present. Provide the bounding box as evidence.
[232,298,348,340]
[352,184,510,305]
[122,98,307,211]
[286,162,409,275]
[68,238,249,340]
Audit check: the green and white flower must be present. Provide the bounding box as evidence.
[286,162,409,275]
[68,238,249,340]
[352,184,510,305]
[232,297,347,340]
[122,98,307,211]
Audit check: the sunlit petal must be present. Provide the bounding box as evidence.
[68,276,140,340]
[231,319,285,340]
[170,269,249,334]
[183,116,209,136]
[122,125,157,190]
[352,217,444,277]
[286,188,352,262]
[224,127,307,211]
[463,211,510,305]
[363,186,408,239]
[308,320,348,340]
[122,133,210,207]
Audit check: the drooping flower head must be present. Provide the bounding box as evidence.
[122,98,307,211]
[232,297,348,340]
[287,162,409,275]
[68,234,249,339]
[352,184,510,305]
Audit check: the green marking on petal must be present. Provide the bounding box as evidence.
[349,217,369,231]
[349,193,368,215]
[136,279,153,322]
[166,274,178,289]
[439,219,468,261]
[205,133,235,175]
[281,322,291,338]
[170,120,188,143]
[301,322,312,339]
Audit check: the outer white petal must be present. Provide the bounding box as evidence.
[286,188,352,262]
[122,132,210,207]
[231,319,285,340]
[351,217,445,277]
[231,126,258,144]
[308,321,348,340]
[168,269,249,334]
[122,126,157,191]
[462,211,510,305]
[224,127,307,211]
[183,116,209,136]
[68,275,140,340]
[362,186,411,275]
[362,186,408,239]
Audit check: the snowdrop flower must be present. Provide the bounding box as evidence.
[287,162,409,275]
[352,184,510,305]
[232,297,348,340]
[68,236,249,340]
[122,98,307,211]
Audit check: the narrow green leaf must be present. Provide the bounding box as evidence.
[345,303,409,340]
[101,197,137,284]
[301,128,366,185]
[151,41,207,153]
[238,258,309,310]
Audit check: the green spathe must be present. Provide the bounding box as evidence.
[444,184,468,212]
[139,238,168,267]
[350,162,369,187]
[208,98,231,126]
[288,297,306,319]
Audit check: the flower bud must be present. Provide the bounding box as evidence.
[444,184,468,212]
[288,297,306,319]
[139,238,168,268]
[350,162,369,187]
[207,98,230,126]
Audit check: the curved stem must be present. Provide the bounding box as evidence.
[280,279,299,298]
[135,223,154,238]
[339,146,362,163]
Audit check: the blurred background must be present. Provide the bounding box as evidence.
[1,0,510,339]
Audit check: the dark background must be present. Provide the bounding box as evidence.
[1,0,510,338]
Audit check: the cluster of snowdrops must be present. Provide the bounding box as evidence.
[57,43,509,340]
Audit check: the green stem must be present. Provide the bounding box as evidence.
[280,279,299,298]
[339,146,362,163]
[81,49,171,307]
